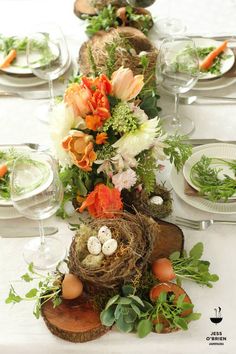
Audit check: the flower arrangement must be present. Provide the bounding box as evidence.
[50,65,191,219]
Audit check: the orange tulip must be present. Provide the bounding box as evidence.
[85,115,104,131]
[79,184,123,218]
[64,83,91,118]
[111,67,144,101]
[62,131,96,172]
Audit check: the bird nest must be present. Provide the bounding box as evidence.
[122,184,173,219]
[78,27,158,86]
[68,212,158,293]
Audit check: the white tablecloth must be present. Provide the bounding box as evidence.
[0,0,236,353]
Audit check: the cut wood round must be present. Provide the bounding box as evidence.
[41,294,110,342]
[74,0,97,18]
[149,219,184,262]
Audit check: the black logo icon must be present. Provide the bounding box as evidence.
[210,307,223,324]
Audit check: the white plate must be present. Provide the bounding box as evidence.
[0,51,44,75]
[183,144,236,194]
[193,38,235,80]
[0,55,71,88]
[0,205,21,219]
[170,143,236,214]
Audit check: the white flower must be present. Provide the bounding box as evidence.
[112,117,159,157]
[112,168,137,191]
[49,102,75,167]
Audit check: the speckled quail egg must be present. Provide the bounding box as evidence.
[87,236,102,255]
[97,226,112,244]
[150,196,164,206]
[102,239,118,256]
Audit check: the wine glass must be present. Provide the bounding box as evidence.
[26,23,69,122]
[10,152,66,270]
[156,36,199,135]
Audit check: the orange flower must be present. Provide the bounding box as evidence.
[82,74,112,95]
[64,83,91,118]
[79,184,123,218]
[62,131,96,172]
[88,90,110,119]
[85,115,104,131]
[96,132,108,145]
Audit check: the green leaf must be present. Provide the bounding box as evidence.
[116,315,134,333]
[184,312,201,322]
[174,317,188,330]
[28,262,35,274]
[5,288,22,304]
[189,242,203,259]
[25,288,37,298]
[155,323,163,333]
[105,294,120,309]
[124,309,137,323]
[122,284,135,297]
[176,294,186,308]
[21,273,34,282]
[158,291,167,303]
[33,304,41,319]
[137,319,153,338]
[114,304,122,320]
[100,306,115,327]
[131,303,141,317]
[118,297,132,305]
[169,251,180,261]
[181,303,194,310]
[209,274,219,282]
[52,296,62,308]
[129,295,144,307]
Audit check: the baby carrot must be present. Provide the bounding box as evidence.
[0,164,8,178]
[0,49,17,69]
[200,40,228,70]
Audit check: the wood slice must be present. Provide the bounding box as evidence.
[149,218,184,263]
[74,0,97,18]
[41,294,110,342]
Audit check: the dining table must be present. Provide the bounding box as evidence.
[0,0,236,353]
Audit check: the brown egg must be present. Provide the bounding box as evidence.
[61,274,83,300]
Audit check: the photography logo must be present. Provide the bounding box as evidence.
[210,307,223,324]
[205,307,227,346]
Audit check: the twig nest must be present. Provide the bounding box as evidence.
[97,226,112,244]
[102,239,118,256]
[150,196,163,206]
[122,184,172,219]
[87,237,102,255]
[68,212,157,293]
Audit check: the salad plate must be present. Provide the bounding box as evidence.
[193,38,235,80]
[170,144,236,214]
[183,144,236,194]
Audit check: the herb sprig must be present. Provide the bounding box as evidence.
[5,262,63,319]
[170,242,219,287]
[190,155,236,201]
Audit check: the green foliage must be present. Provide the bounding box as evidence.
[164,135,192,172]
[196,46,231,75]
[105,42,117,79]
[136,150,157,194]
[103,102,139,134]
[5,262,63,319]
[125,6,153,35]
[139,87,161,119]
[84,5,119,36]
[88,46,98,76]
[96,144,116,161]
[101,284,201,337]
[190,156,236,202]
[170,242,219,287]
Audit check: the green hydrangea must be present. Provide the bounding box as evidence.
[103,102,139,134]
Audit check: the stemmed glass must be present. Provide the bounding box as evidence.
[156,36,199,135]
[26,23,69,122]
[10,152,66,270]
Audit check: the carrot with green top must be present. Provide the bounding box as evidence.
[200,40,228,71]
[0,48,17,69]
[0,164,8,178]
